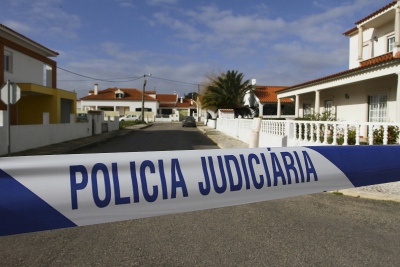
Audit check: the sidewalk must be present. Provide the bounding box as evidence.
[5,124,152,157]
[3,122,400,202]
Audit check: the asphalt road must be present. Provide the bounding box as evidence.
[1,123,400,266]
[72,122,219,153]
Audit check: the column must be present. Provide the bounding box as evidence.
[358,26,364,61]
[395,6,400,54]
[259,103,263,118]
[315,90,320,115]
[277,98,281,118]
[295,95,299,118]
[396,74,400,122]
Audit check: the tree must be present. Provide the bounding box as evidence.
[200,70,252,111]
[184,92,198,99]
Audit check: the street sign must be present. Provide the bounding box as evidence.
[1,82,21,105]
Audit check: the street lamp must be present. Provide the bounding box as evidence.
[141,74,151,121]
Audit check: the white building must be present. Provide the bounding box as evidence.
[276,0,400,137]
[80,85,197,121]
[80,85,158,119]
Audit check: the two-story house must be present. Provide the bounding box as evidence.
[156,93,197,119]
[80,85,197,120]
[80,84,159,118]
[276,1,400,128]
[1,24,76,125]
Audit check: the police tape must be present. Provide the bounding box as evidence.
[1,146,400,236]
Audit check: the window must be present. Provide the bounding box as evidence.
[387,36,395,52]
[43,64,52,87]
[4,50,12,72]
[135,108,152,112]
[369,94,387,122]
[303,103,311,117]
[325,100,333,114]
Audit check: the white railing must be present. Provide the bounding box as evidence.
[289,120,400,146]
[216,118,400,147]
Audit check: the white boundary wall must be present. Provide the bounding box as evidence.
[0,112,120,156]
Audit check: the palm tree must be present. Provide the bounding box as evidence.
[200,70,253,111]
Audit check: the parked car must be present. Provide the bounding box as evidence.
[182,116,196,127]
[119,114,140,122]
[76,113,88,122]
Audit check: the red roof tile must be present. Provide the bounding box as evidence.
[254,86,293,103]
[343,1,397,35]
[360,52,394,66]
[278,53,400,93]
[355,1,397,25]
[343,26,357,36]
[176,98,197,108]
[156,94,177,102]
[80,88,157,101]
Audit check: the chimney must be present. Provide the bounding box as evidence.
[180,97,183,103]
[94,84,98,95]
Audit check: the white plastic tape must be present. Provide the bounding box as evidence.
[1,146,400,236]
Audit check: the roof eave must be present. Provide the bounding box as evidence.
[0,24,59,57]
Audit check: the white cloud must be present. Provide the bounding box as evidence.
[4,0,81,39]
[147,0,179,6]
[117,0,135,8]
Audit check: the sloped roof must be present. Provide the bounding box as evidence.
[343,1,397,35]
[160,103,176,107]
[80,88,157,101]
[355,1,397,25]
[277,52,400,93]
[254,86,293,103]
[156,94,177,102]
[176,98,197,108]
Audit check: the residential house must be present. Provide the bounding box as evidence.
[156,93,179,116]
[252,85,293,117]
[276,1,400,138]
[80,85,197,120]
[1,24,76,125]
[80,85,158,119]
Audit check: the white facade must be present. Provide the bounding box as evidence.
[277,1,400,133]
[4,47,50,86]
[81,99,158,116]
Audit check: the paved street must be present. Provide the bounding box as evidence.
[1,123,400,266]
[71,122,219,153]
[1,193,400,266]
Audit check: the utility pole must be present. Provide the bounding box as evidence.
[141,74,151,121]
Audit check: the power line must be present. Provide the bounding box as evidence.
[150,75,201,86]
[57,66,205,87]
[57,66,143,82]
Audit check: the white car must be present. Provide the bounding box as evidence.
[119,114,140,122]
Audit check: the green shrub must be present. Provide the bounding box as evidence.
[373,126,400,144]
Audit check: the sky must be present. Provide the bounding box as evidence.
[0,0,391,98]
